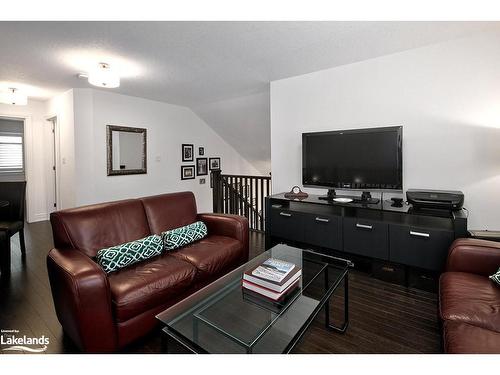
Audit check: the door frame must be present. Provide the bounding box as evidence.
[45,114,61,214]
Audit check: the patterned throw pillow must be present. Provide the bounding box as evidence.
[162,221,208,251]
[96,234,163,273]
[490,268,500,286]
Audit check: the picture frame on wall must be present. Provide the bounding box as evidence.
[181,165,195,180]
[199,147,204,156]
[196,158,208,176]
[209,157,221,170]
[182,144,194,162]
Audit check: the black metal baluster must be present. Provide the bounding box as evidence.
[249,177,254,230]
[226,176,228,214]
[258,178,264,230]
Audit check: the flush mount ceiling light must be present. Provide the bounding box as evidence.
[0,88,28,106]
[85,62,120,88]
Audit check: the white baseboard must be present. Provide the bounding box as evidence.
[28,212,48,223]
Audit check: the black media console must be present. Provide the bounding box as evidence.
[265,193,468,290]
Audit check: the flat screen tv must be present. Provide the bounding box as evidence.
[302,126,402,191]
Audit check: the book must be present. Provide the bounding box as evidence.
[251,258,296,283]
[242,278,301,301]
[242,286,301,314]
[243,266,301,293]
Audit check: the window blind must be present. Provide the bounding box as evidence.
[0,134,23,172]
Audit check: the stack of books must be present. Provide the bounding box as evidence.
[242,258,301,310]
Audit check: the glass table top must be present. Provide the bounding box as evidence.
[156,244,350,353]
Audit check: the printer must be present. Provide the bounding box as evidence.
[406,189,464,211]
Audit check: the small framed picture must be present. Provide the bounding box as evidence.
[182,144,194,162]
[196,158,208,176]
[181,165,195,180]
[209,157,221,170]
[199,178,206,185]
[199,147,204,156]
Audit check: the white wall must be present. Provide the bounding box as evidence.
[71,89,260,212]
[0,100,50,222]
[271,31,500,230]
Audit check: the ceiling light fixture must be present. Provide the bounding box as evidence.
[0,88,28,106]
[87,62,120,88]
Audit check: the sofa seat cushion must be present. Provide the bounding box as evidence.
[108,254,197,322]
[169,235,242,281]
[443,320,500,353]
[440,272,500,332]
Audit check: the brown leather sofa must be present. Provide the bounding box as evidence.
[439,238,500,353]
[47,191,249,353]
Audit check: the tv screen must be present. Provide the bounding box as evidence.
[302,126,402,191]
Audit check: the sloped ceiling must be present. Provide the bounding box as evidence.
[194,91,270,174]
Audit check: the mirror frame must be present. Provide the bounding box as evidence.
[106,125,147,176]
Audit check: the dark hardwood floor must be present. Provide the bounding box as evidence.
[0,221,441,354]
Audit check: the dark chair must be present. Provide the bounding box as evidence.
[0,181,27,276]
[0,230,10,277]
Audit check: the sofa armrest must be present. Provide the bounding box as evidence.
[47,248,117,352]
[445,238,500,276]
[198,213,249,262]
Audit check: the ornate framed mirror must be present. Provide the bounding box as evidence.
[106,125,147,176]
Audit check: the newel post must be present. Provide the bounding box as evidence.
[211,169,222,213]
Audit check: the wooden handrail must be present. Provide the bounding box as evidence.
[220,174,271,180]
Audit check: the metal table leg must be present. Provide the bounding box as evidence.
[325,272,349,333]
[161,331,169,353]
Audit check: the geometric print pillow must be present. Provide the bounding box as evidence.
[161,221,207,251]
[489,268,500,286]
[96,234,163,273]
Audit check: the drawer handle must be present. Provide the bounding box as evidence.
[279,212,292,217]
[356,223,373,230]
[315,217,330,223]
[410,230,430,238]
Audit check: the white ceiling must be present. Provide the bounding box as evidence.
[1,21,498,172]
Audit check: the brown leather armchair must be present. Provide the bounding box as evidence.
[439,238,500,353]
[47,192,249,353]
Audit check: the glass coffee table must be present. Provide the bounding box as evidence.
[156,244,352,354]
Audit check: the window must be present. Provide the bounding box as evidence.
[0,133,23,172]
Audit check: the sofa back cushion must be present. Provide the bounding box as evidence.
[50,199,151,258]
[141,191,198,234]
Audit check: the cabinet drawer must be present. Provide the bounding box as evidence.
[303,213,342,250]
[343,217,389,260]
[269,209,304,242]
[389,224,453,271]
